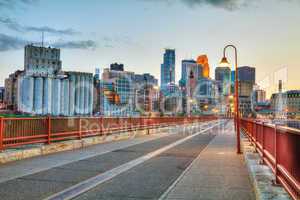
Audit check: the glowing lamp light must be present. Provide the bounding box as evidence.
[219,57,230,67]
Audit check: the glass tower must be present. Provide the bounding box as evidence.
[161,49,175,87]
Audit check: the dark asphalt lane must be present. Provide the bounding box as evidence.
[74,128,217,200]
[0,126,206,200]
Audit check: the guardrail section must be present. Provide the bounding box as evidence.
[0,116,217,150]
[241,119,300,200]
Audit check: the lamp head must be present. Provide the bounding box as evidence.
[219,56,230,67]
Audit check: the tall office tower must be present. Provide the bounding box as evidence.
[180,59,203,84]
[161,49,175,87]
[196,55,210,78]
[215,67,231,96]
[238,66,256,84]
[95,68,101,80]
[237,66,256,117]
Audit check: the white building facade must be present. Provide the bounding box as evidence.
[5,45,93,116]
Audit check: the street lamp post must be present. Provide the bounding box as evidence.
[220,44,241,154]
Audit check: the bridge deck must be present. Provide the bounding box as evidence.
[164,121,255,200]
[0,120,256,200]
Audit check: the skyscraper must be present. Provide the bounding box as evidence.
[215,67,231,96]
[161,49,175,87]
[180,59,203,85]
[197,55,210,78]
[237,66,256,117]
[238,66,255,84]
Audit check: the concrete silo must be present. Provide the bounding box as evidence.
[84,75,89,115]
[22,76,34,113]
[69,74,76,116]
[33,77,44,115]
[43,77,52,115]
[17,75,24,112]
[88,76,93,115]
[79,75,85,115]
[74,75,81,115]
[63,79,70,116]
[51,78,61,116]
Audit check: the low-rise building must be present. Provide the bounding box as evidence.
[97,64,159,117]
[271,90,300,118]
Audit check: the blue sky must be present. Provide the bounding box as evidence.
[0,0,300,97]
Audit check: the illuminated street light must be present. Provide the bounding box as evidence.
[220,44,241,154]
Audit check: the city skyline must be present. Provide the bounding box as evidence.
[0,0,300,98]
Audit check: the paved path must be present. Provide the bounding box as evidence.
[0,121,218,200]
[0,128,172,184]
[0,120,255,200]
[163,121,255,200]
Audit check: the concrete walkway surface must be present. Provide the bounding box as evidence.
[163,121,255,200]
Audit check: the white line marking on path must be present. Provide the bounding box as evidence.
[45,120,223,200]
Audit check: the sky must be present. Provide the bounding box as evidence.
[0,0,299,98]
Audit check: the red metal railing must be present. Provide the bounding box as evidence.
[241,118,300,200]
[0,116,217,150]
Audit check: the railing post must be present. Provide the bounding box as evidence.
[78,117,82,140]
[47,116,51,145]
[147,117,150,135]
[0,117,4,151]
[274,124,280,185]
[252,121,257,152]
[260,122,266,165]
[99,117,103,135]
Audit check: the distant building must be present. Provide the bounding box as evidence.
[134,73,159,115]
[110,63,124,71]
[238,81,254,117]
[161,49,175,87]
[253,101,271,117]
[98,65,159,116]
[238,66,255,84]
[0,87,4,103]
[215,67,231,96]
[134,73,158,87]
[4,44,93,116]
[235,66,256,117]
[136,84,159,115]
[180,59,203,84]
[94,68,101,81]
[253,89,266,103]
[231,70,235,94]
[180,59,203,114]
[196,55,210,78]
[160,83,182,115]
[4,70,23,110]
[24,44,62,75]
[193,78,219,114]
[271,90,300,118]
[100,67,136,116]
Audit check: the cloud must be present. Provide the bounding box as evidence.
[181,0,245,10]
[52,40,97,50]
[101,35,140,48]
[0,17,79,35]
[0,0,40,10]
[0,33,97,51]
[143,0,249,11]
[0,33,27,51]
